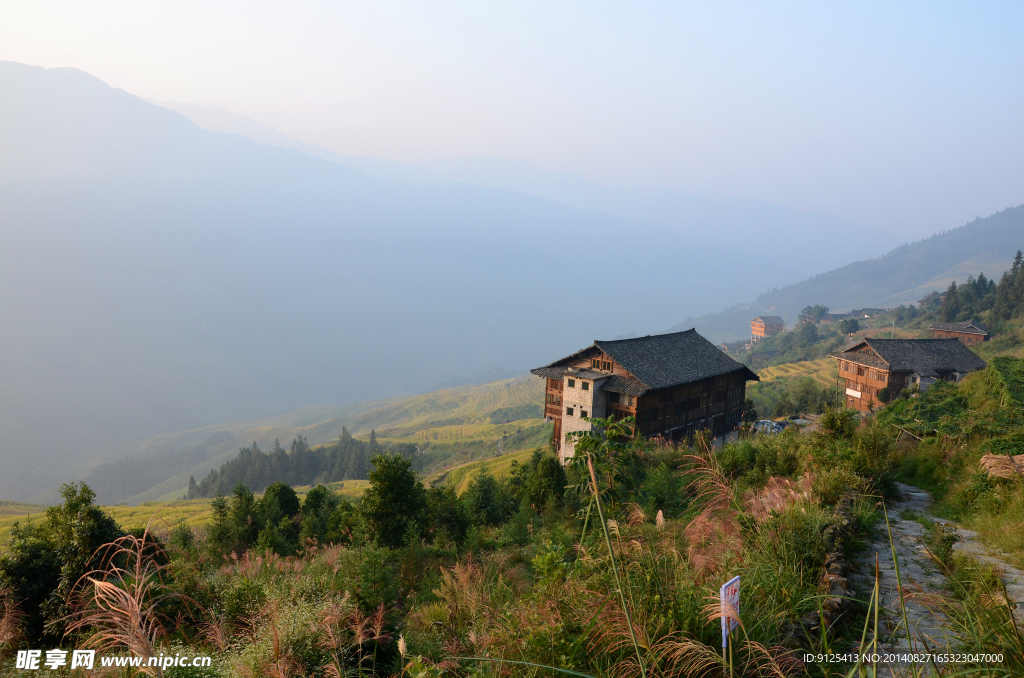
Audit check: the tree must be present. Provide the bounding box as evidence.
[187,475,199,499]
[795,321,819,344]
[877,387,892,404]
[799,304,829,322]
[741,398,759,423]
[361,453,426,547]
[465,467,503,526]
[425,485,469,544]
[299,484,339,546]
[773,393,794,418]
[228,483,258,553]
[261,481,300,521]
[0,483,123,644]
[839,318,859,335]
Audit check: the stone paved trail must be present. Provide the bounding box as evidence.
[848,482,1024,673]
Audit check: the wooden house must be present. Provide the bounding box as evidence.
[929,319,989,346]
[750,316,785,343]
[531,330,759,462]
[831,338,986,412]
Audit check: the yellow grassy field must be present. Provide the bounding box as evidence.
[0,499,217,550]
[430,447,539,494]
[757,357,838,387]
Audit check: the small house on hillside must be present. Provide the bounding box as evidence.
[750,316,785,343]
[818,313,849,325]
[930,319,990,346]
[849,308,887,318]
[831,338,986,411]
[531,330,759,462]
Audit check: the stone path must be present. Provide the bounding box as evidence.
[849,483,954,654]
[848,482,1024,672]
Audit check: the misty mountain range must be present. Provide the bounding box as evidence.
[1,61,1020,501]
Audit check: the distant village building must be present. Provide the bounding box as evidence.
[929,319,990,346]
[818,313,849,325]
[750,316,785,343]
[849,308,886,318]
[831,339,986,412]
[531,330,759,462]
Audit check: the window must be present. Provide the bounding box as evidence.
[582,382,589,391]
[581,410,588,418]
[603,361,611,370]
[608,392,620,403]
[568,379,575,388]
[566,407,574,416]
[592,359,600,368]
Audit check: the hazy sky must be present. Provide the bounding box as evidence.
[4,2,1023,237]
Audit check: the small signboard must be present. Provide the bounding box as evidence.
[720,575,740,648]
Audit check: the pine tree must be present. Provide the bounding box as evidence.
[187,475,199,499]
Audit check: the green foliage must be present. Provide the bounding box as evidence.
[425,484,469,545]
[505,449,568,511]
[718,435,800,491]
[838,317,859,334]
[193,430,378,498]
[464,467,505,526]
[799,304,830,322]
[260,481,300,520]
[0,482,123,644]
[361,453,426,547]
[741,397,758,423]
[818,406,856,439]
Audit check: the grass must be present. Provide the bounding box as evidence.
[0,499,217,551]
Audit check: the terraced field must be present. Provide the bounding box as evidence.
[757,357,837,387]
[427,447,538,494]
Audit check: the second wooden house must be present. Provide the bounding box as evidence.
[831,338,986,411]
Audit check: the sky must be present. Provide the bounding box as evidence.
[3,1,1024,238]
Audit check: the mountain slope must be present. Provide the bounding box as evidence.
[29,377,548,506]
[675,205,1024,341]
[2,62,780,499]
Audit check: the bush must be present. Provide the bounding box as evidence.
[0,482,123,644]
[819,406,856,439]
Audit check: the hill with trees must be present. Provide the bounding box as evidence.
[31,378,551,506]
[2,61,842,502]
[674,206,1024,341]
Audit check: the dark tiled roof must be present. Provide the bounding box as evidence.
[829,350,889,370]
[528,365,649,396]
[596,330,759,390]
[603,374,649,397]
[929,319,989,335]
[531,329,758,395]
[531,365,567,380]
[753,315,784,324]
[832,338,986,375]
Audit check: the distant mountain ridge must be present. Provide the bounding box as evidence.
[0,61,893,500]
[675,205,1024,341]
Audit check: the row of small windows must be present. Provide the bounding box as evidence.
[591,359,613,370]
[565,407,588,418]
[566,378,589,391]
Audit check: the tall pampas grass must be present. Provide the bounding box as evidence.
[0,583,24,659]
[64,526,193,677]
